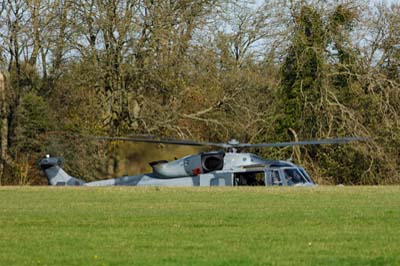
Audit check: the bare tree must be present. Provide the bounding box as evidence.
[0,72,7,184]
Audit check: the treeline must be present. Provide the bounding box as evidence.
[0,0,399,185]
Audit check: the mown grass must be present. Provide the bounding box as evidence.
[0,186,399,266]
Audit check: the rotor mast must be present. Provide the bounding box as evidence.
[227,139,239,153]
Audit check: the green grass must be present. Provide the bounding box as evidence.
[0,186,399,266]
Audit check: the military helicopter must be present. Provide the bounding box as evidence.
[39,136,365,187]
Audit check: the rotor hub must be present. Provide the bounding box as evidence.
[227,139,239,146]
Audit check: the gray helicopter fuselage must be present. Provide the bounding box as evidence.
[39,136,364,186]
[40,152,315,187]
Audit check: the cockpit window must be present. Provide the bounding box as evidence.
[283,168,308,185]
[299,168,313,183]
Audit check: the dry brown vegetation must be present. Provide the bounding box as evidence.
[0,0,399,185]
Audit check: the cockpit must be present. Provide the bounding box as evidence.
[266,167,314,186]
[233,166,315,187]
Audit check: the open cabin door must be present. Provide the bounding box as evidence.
[233,171,266,186]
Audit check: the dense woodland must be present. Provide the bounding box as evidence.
[0,0,399,185]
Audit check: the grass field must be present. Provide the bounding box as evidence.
[0,186,399,266]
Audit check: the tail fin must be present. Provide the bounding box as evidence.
[39,156,85,186]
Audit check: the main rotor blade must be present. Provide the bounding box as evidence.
[91,136,229,148]
[90,135,367,149]
[234,137,367,148]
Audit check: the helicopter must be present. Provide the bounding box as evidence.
[39,136,365,187]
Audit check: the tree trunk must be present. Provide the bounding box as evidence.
[28,0,41,66]
[0,72,8,185]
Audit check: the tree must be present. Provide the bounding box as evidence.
[0,72,7,184]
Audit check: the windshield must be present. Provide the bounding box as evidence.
[299,168,314,183]
[283,168,310,185]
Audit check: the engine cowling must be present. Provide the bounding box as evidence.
[150,152,225,178]
[202,152,225,172]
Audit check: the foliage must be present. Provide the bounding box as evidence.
[0,0,399,184]
[6,92,53,185]
[12,92,52,153]
[277,5,327,139]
